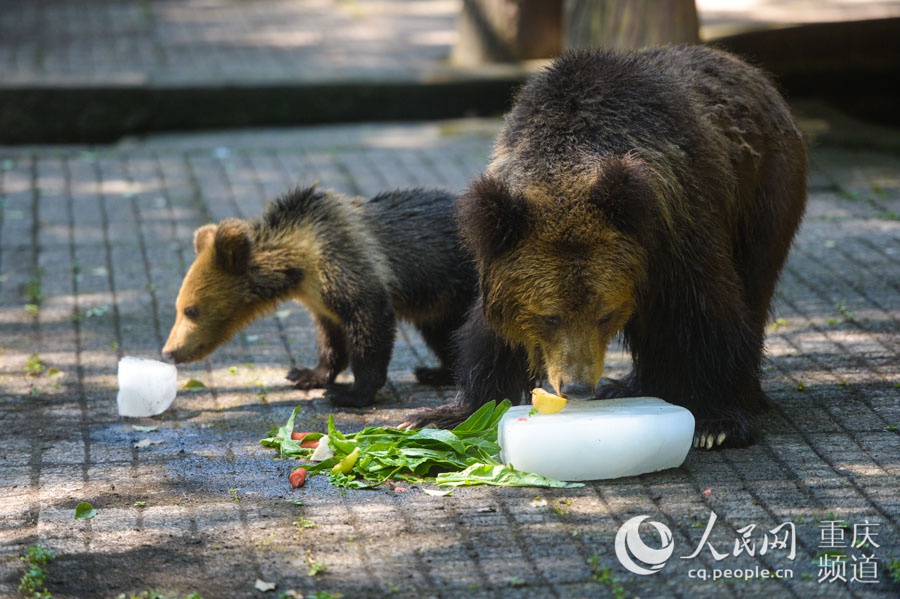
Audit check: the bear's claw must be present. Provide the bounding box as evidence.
[692,417,756,450]
[693,431,728,449]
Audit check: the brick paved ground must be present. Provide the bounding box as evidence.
[1,112,899,598]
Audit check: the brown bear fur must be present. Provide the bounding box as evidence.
[162,184,476,408]
[407,46,807,448]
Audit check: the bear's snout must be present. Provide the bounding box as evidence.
[160,344,199,365]
[542,332,607,398]
[160,347,180,364]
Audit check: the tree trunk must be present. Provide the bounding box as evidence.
[452,0,563,65]
[564,0,700,50]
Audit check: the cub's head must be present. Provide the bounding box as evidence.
[162,219,297,364]
[459,156,660,396]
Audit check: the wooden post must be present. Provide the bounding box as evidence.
[452,0,563,65]
[564,0,700,49]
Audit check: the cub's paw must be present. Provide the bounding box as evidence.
[324,384,376,409]
[414,366,455,387]
[397,404,471,430]
[693,417,756,450]
[286,367,330,390]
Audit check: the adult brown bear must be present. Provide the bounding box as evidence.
[406,46,807,449]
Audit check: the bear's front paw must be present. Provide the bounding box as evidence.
[286,367,331,390]
[325,384,376,409]
[693,417,756,450]
[414,366,455,387]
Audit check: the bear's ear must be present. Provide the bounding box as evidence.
[213,219,252,273]
[458,175,530,262]
[588,155,659,240]
[193,224,218,255]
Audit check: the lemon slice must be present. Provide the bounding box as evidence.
[531,388,568,414]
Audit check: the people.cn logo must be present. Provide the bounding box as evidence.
[615,515,675,575]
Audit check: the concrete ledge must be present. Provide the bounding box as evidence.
[713,17,900,126]
[0,76,527,145]
[2,18,898,144]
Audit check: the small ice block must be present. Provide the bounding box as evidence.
[116,356,177,417]
[498,397,695,481]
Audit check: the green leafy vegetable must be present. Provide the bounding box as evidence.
[435,463,579,488]
[131,425,159,433]
[74,502,97,519]
[19,544,55,598]
[261,400,582,489]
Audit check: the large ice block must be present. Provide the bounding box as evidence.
[498,397,695,481]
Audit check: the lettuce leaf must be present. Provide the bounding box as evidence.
[436,463,581,488]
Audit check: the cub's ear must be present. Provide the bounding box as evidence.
[588,155,660,241]
[193,224,218,255]
[457,175,530,262]
[213,219,252,273]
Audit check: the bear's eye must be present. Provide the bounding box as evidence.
[598,314,612,326]
[184,306,200,320]
[542,315,562,329]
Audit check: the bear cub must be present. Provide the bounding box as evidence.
[409,46,807,448]
[162,184,477,408]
